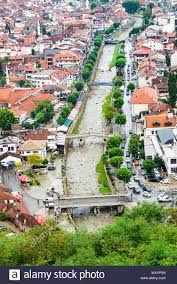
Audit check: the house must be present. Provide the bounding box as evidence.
[151,77,168,99]
[156,14,175,33]
[0,136,17,156]
[134,47,152,61]
[144,128,177,174]
[53,51,81,68]
[138,60,157,87]
[149,51,167,76]
[0,190,15,205]
[0,152,22,165]
[170,50,177,69]
[18,140,47,158]
[144,110,176,136]
[24,128,57,151]
[130,87,159,116]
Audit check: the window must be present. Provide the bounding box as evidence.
[153,121,160,127]
[171,167,177,173]
[152,131,154,134]
[164,121,172,127]
[171,159,177,164]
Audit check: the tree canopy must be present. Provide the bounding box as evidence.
[27,154,43,166]
[0,108,17,131]
[0,203,177,265]
[116,167,132,182]
[122,1,140,14]
[31,100,55,124]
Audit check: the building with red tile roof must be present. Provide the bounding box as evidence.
[131,87,159,116]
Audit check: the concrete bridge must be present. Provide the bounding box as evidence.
[89,82,113,87]
[66,132,108,140]
[57,194,131,209]
[104,39,120,44]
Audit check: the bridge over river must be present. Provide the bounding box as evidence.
[89,82,113,87]
[57,194,131,209]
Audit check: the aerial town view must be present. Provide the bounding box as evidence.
[0,0,177,267]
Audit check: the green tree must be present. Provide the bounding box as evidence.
[0,76,6,86]
[168,72,177,107]
[116,167,132,182]
[82,68,91,81]
[122,1,140,14]
[27,154,43,166]
[107,136,122,148]
[114,98,124,109]
[33,100,55,123]
[112,76,123,87]
[110,156,123,168]
[143,160,155,174]
[154,155,165,170]
[112,87,123,99]
[36,111,45,123]
[113,22,120,29]
[116,58,126,69]
[0,108,17,131]
[109,147,123,158]
[67,94,77,106]
[90,2,97,9]
[115,113,126,125]
[74,82,84,91]
[127,82,135,92]
[57,115,65,125]
[104,110,114,121]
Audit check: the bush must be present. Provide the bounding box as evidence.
[0,212,10,221]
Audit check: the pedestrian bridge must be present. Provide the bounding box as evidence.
[66,132,109,140]
[57,194,131,209]
[89,82,113,87]
[104,39,120,44]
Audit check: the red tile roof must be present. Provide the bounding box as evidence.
[131,87,159,105]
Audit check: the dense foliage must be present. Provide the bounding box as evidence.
[0,203,176,266]
[0,108,17,131]
[122,1,140,14]
[31,100,55,124]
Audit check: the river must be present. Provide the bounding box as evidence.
[66,17,142,231]
[66,45,115,196]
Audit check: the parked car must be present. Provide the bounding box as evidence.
[148,177,160,182]
[126,157,131,163]
[129,130,133,134]
[47,163,56,170]
[143,191,151,198]
[132,187,141,193]
[171,189,177,195]
[141,170,146,176]
[134,175,139,181]
[0,226,6,232]
[157,194,172,202]
[173,175,177,181]
[138,180,144,187]
[126,151,130,157]
[142,185,151,192]
[1,161,15,169]
[128,182,134,189]
[160,178,170,184]
[131,169,136,175]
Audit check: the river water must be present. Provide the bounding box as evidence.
[66,18,142,231]
[67,45,115,196]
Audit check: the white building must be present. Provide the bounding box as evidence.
[18,140,47,158]
[145,128,177,174]
[0,137,17,155]
[156,14,175,33]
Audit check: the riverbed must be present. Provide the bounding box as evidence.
[66,45,116,196]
